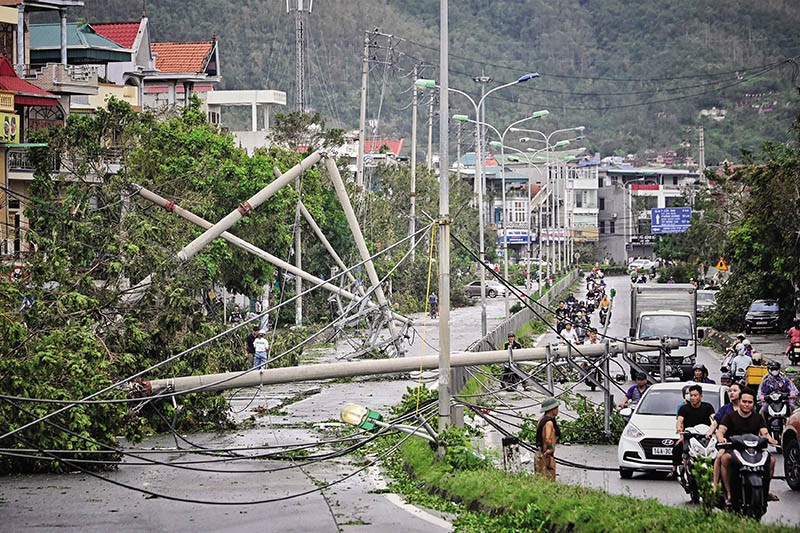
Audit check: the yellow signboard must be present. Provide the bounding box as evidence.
[716,257,728,271]
[0,112,20,143]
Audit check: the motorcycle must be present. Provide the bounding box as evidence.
[721,434,771,521]
[598,306,609,326]
[788,341,800,365]
[764,390,789,453]
[677,424,718,504]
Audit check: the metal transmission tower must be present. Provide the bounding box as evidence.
[287,0,312,112]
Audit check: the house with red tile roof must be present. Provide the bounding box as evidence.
[92,15,158,105]
[143,37,220,109]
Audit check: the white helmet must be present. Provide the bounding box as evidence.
[258,329,267,335]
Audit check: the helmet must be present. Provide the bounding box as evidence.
[767,361,781,371]
[692,363,706,372]
[742,339,751,347]
[720,372,732,382]
[258,329,267,335]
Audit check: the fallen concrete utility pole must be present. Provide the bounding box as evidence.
[133,185,408,325]
[178,150,323,261]
[139,339,676,396]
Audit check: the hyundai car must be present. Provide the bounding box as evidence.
[618,382,728,478]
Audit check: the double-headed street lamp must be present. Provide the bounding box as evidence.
[415,73,539,337]
[495,141,569,297]
[515,126,586,272]
[456,111,549,317]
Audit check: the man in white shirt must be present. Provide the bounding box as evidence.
[253,330,269,368]
[559,322,579,345]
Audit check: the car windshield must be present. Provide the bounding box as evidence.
[638,315,693,340]
[637,389,721,415]
[749,301,779,312]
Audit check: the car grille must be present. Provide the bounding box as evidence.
[640,437,676,459]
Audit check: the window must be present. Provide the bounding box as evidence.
[599,220,606,234]
[673,176,679,185]
[599,197,605,210]
[609,220,615,234]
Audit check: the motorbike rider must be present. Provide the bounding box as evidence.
[722,334,746,371]
[717,387,778,505]
[719,372,733,388]
[501,333,523,391]
[669,384,715,479]
[757,361,798,421]
[728,346,752,382]
[691,363,715,384]
[620,372,650,408]
[559,321,580,345]
[786,319,800,355]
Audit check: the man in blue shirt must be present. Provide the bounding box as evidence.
[620,372,649,407]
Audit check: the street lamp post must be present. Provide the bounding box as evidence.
[459,111,548,317]
[501,141,569,295]
[515,126,586,273]
[415,73,539,336]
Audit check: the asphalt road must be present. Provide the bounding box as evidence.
[3,275,798,530]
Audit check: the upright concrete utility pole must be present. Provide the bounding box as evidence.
[410,64,419,260]
[426,96,434,170]
[474,74,491,338]
[698,125,705,174]
[437,0,452,441]
[357,32,369,189]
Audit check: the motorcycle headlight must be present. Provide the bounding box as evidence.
[623,423,644,439]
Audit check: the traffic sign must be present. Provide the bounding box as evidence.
[716,258,728,271]
[651,207,692,234]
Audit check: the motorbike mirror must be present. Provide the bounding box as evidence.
[619,407,633,418]
[697,328,705,339]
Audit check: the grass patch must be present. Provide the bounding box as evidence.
[398,438,791,532]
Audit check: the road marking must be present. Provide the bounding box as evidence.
[367,466,451,530]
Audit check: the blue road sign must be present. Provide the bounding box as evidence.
[651,207,692,234]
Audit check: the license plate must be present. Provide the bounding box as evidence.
[652,447,672,456]
[757,321,767,325]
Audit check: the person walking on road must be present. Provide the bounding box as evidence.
[253,330,269,369]
[245,325,259,368]
[535,397,561,481]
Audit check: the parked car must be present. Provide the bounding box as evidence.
[744,299,781,334]
[463,280,507,298]
[782,408,800,490]
[696,290,719,317]
[617,382,728,478]
[628,258,655,272]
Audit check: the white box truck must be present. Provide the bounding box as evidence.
[628,283,701,381]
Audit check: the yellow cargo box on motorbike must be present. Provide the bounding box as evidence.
[744,365,769,387]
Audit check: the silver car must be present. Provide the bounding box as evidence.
[463,280,507,298]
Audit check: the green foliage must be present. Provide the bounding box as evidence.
[390,385,437,417]
[519,394,625,445]
[656,262,699,283]
[437,426,489,471]
[453,502,548,533]
[691,455,721,515]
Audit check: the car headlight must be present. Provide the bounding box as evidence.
[637,355,650,364]
[623,423,644,439]
[682,357,694,364]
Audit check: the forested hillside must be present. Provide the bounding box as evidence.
[63,0,800,163]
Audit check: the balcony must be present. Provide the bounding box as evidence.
[23,63,99,96]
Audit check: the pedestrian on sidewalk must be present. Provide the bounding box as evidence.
[535,397,561,481]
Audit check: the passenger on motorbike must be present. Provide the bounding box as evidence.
[717,388,778,505]
[757,361,798,420]
[670,384,715,479]
[719,372,733,388]
[708,382,741,492]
